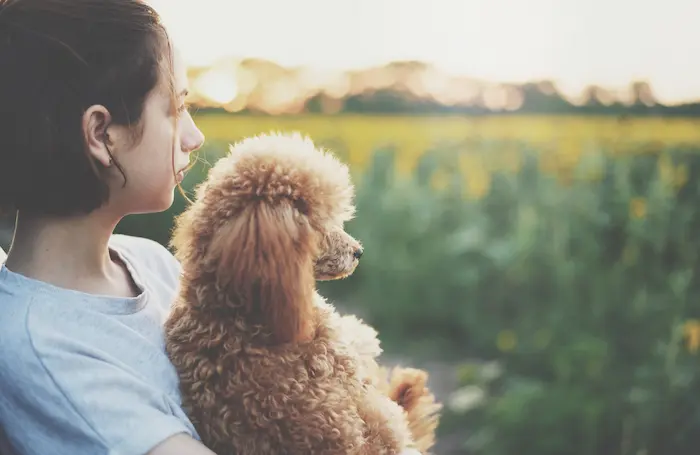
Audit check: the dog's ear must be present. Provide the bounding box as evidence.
[209,199,318,345]
[170,205,198,266]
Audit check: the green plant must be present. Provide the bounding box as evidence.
[118,139,700,455]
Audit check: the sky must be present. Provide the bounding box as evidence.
[148,0,700,104]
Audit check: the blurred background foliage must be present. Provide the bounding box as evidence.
[110,116,700,454]
[3,73,700,455]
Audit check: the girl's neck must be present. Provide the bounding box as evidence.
[4,210,136,296]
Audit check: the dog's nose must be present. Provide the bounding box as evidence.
[353,248,363,259]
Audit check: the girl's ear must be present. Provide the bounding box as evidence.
[82,104,114,168]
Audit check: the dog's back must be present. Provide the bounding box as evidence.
[167,297,410,455]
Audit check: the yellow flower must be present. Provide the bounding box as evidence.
[464,169,491,199]
[538,151,559,175]
[673,165,689,190]
[629,198,647,219]
[430,168,451,192]
[496,330,517,352]
[459,154,492,200]
[683,320,700,354]
[657,154,675,186]
[501,146,522,173]
[582,166,604,183]
[556,138,582,171]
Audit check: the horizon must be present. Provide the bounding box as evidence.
[148,0,700,106]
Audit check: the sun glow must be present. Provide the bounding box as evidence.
[193,69,239,105]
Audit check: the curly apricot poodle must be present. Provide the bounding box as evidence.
[165,133,441,455]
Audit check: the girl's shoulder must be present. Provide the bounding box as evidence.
[0,235,197,455]
[109,234,182,291]
[110,234,179,272]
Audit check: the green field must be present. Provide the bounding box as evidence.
[116,113,700,455]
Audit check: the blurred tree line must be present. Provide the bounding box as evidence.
[189,59,700,117]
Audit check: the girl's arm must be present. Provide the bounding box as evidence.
[148,434,422,455]
[148,434,217,455]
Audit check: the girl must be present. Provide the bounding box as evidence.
[0,0,213,453]
[0,1,425,454]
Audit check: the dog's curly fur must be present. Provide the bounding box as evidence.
[165,133,441,455]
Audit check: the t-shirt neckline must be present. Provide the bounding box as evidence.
[0,238,149,315]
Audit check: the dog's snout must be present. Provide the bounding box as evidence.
[353,248,363,260]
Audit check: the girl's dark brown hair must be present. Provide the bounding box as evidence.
[0,0,175,216]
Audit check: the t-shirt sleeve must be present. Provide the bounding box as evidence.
[111,234,182,297]
[0,302,194,455]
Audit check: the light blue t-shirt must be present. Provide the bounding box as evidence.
[0,234,199,455]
